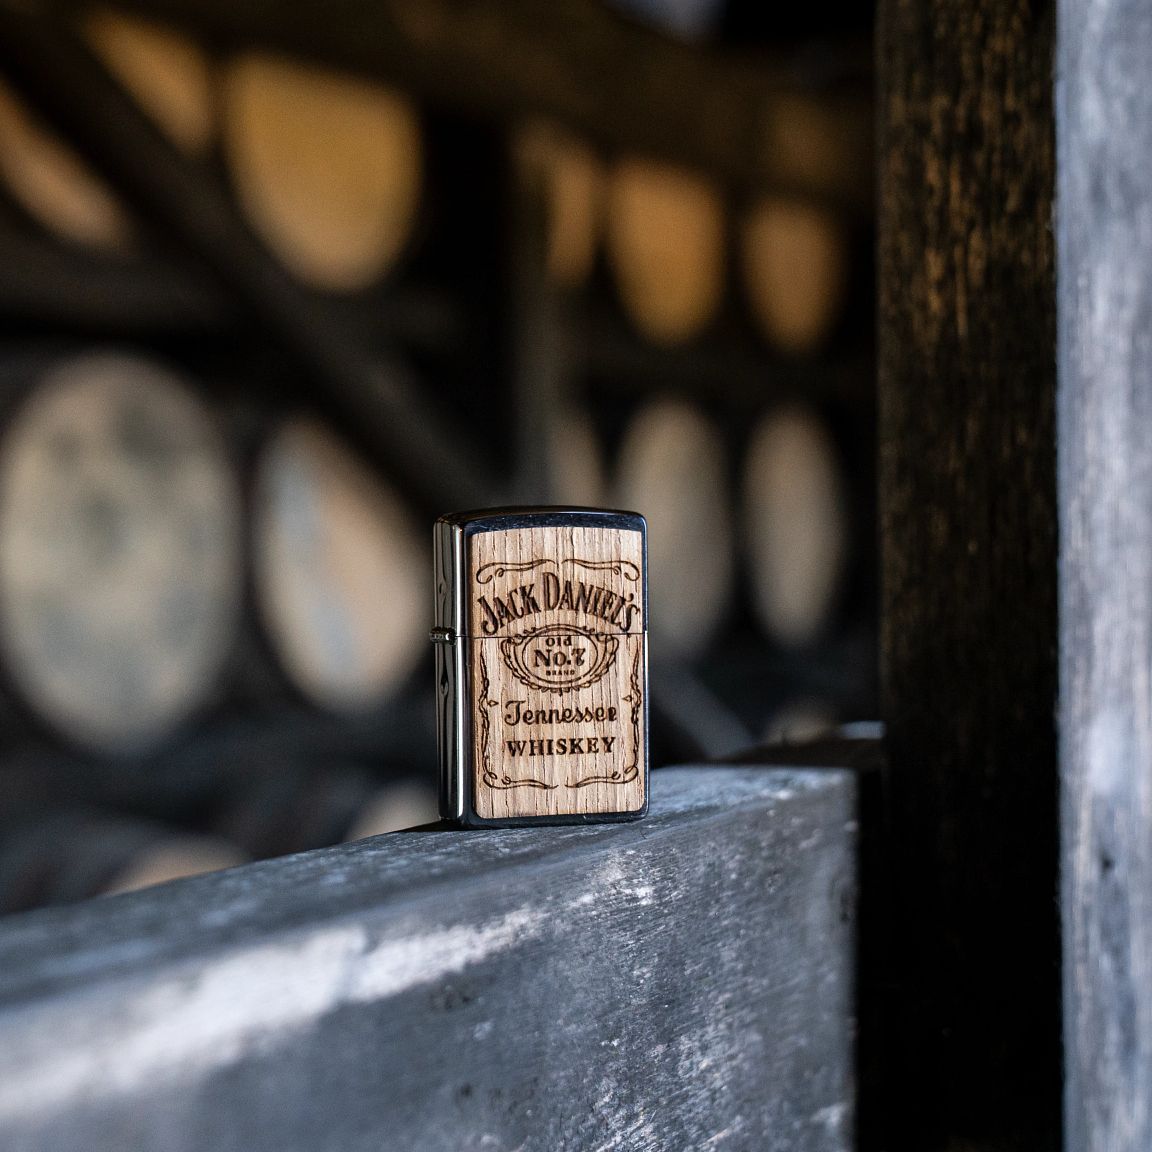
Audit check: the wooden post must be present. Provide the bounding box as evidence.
[878,0,1059,1147]
[1058,2,1152,1149]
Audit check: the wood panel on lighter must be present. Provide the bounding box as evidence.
[467,523,645,820]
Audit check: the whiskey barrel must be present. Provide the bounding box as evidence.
[605,158,724,344]
[344,780,439,840]
[517,122,605,290]
[741,197,847,354]
[761,91,869,200]
[0,77,132,249]
[743,405,847,646]
[614,398,732,654]
[223,52,421,292]
[0,351,241,750]
[0,809,245,913]
[83,8,216,156]
[100,833,245,895]
[253,419,425,710]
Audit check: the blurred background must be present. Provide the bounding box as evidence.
[0,0,875,913]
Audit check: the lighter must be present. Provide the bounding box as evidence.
[432,507,648,827]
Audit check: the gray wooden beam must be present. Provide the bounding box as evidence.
[1057,2,1152,1148]
[0,766,856,1152]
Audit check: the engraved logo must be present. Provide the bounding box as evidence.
[499,623,618,694]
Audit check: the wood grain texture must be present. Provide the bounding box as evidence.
[1057,1,1152,1147]
[468,524,645,818]
[878,0,1059,1147]
[0,766,856,1152]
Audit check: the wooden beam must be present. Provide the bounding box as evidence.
[0,226,226,331]
[1057,2,1152,1147]
[0,765,856,1151]
[878,0,1059,1147]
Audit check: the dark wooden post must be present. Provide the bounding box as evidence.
[878,1,1060,1148]
[1058,1,1152,1149]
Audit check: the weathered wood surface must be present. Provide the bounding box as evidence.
[1057,3,1152,1149]
[878,0,1059,1147]
[0,765,856,1152]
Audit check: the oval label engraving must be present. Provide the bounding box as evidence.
[499,623,618,694]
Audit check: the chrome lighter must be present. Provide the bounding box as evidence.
[433,507,648,827]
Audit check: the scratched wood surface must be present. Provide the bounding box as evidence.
[467,523,645,819]
[0,765,856,1152]
[1057,1,1152,1148]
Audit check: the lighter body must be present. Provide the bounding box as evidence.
[433,507,649,827]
